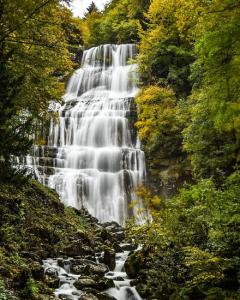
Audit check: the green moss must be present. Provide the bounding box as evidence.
[0,279,18,300]
[0,179,94,299]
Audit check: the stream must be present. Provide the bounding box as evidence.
[43,243,142,300]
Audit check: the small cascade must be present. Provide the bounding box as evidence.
[23,44,146,225]
[43,259,81,300]
[42,245,142,300]
[105,247,142,300]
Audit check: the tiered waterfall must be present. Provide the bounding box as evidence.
[28,44,146,225]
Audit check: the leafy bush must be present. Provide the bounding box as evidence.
[127,171,240,298]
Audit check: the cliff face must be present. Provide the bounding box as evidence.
[146,153,192,198]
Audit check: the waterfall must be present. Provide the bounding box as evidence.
[30,44,146,225]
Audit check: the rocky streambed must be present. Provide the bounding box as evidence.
[42,211,142,300]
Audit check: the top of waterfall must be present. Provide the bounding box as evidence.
[81,44,137,68]
[63,44,139,102]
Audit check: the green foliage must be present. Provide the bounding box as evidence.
[182,0,240,180]
[22,278,39,298]
[137,0,195,96]
[81,0,150,46]
[0,0,81,174]
[0,279,18,300]
[135,86,183,157]
[127,171,240,298]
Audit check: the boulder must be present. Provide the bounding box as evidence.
[74,276,98,290]
[74,276,114,291]
[80,293,99,300]
[112,276,124,281]
[112,231,125,241]
[97,293,117,300]
[71,259,109,276]
[103,249,115,271]
[31,261,44,280]
[64,241,94,257]
[102,221,120,229]
[124,252,141,278]
[44,267,59,288]
[100,229,112,242]
[112,242,123,253]
[98,277,115,289]
[120,243,136,251]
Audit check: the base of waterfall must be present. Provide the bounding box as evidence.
[43,211,142,300]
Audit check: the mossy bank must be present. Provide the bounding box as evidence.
[0,179,110,299]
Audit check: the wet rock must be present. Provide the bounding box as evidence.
[74,276,98,289]
[74,276,114,291]
[112,276,124,281]
[44,267,59,288]
[99,277,115,289]
[120,243,136,251]
[90,263,109,275]
[102,221,120,228]
[103,249,115,271]
[124,252,141,278]
[84,255,96,261]
[100,229,112,241]
[71,259,109,276]
[130,279,139,286]
[64,241,94,257]
[45,267,58,276]
[72,291,83,296]
[80,288,99,295]
[80,293,99,300]
[59,295,75,300]
[104,225,122,233]
[125,287,136,298]
[31,261,44,280]
[57,258,69,269]
[112,242,123,253]
[112,231,125,241]
[97,293,117,300]
[71,264,86,274]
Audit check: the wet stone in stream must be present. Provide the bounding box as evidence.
[42,215,142,300]
[43,243,142,300]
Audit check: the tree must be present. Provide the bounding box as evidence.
[85,2,99,15]
[135,86,182,157]
[137,0,195,97]
[0,0,81,178]
[81,0,151,46]
[183,0,240,180]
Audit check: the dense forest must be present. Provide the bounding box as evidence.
[0,0,240,299]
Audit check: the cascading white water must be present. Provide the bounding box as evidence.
[34,44,146,225]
